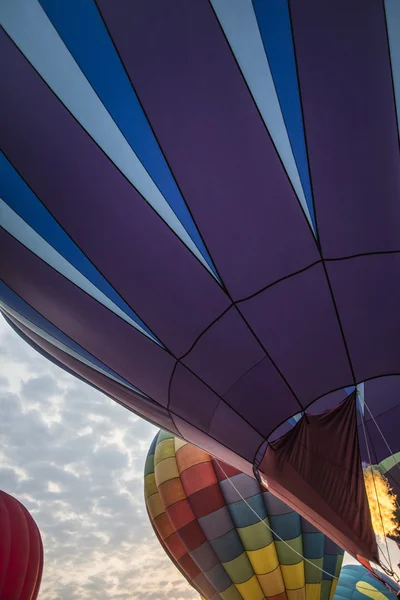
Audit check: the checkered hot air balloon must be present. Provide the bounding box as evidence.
[144,431,344,600]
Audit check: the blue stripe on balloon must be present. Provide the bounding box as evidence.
[269,511,301,540]
[228,494,267,529]
[38,0,217,277]
[0,281,146,395]
[209,528,244,563]
[252,0,316,231]
[322,554,338,580]
[302,532,324,559]
[0,152,160,343]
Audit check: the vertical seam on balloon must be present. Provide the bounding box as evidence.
[286,0,321,250]
[37,2,217,280]
[287,1,356,384]
[91,0,227,292]
[167,360,266,439]
[208,0,319,249]
[382,0,400,150]
[208,458,244,593]
[250,0,316,233]
[232,304,306,413]
[1,28,221,300]
[0,150,168,352]
[320,261,357,385]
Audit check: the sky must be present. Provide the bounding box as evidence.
[0,316,197,600]
[0,316,399,600]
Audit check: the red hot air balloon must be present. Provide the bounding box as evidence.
[0,490,44,600]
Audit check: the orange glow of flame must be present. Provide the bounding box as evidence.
[364,466,400,539]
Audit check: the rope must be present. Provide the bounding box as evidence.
[361,394,400,481]
[360,409,393,574]
[214,459,399,595]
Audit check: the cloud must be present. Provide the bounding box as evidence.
[0,317,197,600]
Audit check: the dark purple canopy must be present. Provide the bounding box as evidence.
[1,0,400,564]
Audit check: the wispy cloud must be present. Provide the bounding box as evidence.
[0,317,197,600]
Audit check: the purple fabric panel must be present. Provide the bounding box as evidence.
[7,315,180,434]
[363,378,400,424]
[0,230,174,405]
[290,0,400,257]
[324,536,343,555]
[97,0,319,300]
[198,507,233,541]
[173,417,255,479]
[0,29,229,356]
[307,389,348,414]
[169,364,220,431]
[209,403,264,464]
[219,473,260,504]
[205,563,232,594]
[239,263,353,404]
[182,307,264,395]
[359,406,400,465]
[263,493,292,517]
[327,256,400,383]
[268,420,293,443]
[224,356,300,437]
[189,541,219,572]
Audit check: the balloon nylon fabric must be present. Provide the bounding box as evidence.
[334,565,399,600]
[144,430,344,600]
[2,0,400,564]
[259,394,378,562]
[0,490,43,600]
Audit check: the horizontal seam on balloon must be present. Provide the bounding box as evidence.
[92,0,227,290]
[2,29,221,294]
[235,260,321,303]
[233,250,400,307]
[177,304,233,361]
[207,0,320,247]
[361,401,400,425]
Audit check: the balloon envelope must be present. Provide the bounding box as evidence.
[144,430,344,600]
[334,565,399,600]
[0,490,43,600]
[1,0,400,562]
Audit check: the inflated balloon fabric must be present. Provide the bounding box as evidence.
[144,431,344,600]
[0,490,43,600]
[2,0,400,562]
[334,565,399,600]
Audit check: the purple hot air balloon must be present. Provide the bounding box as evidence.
[1,0,400,567]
